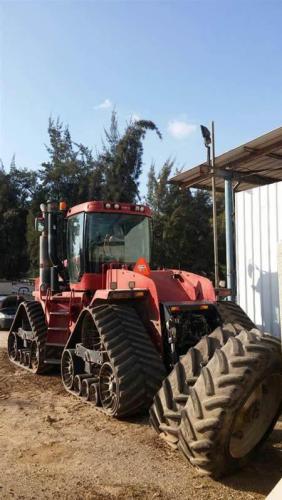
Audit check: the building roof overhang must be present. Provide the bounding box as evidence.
[170,126,282,192]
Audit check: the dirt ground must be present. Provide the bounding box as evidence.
[0,332,282,500]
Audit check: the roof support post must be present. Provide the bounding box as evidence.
[225,178,236,301]
[211,122,219,289]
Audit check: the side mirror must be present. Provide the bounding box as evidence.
[35,217,45,232]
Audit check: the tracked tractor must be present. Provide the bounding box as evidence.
[8,199,282,478]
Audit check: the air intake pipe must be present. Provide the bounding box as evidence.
[39,229,51,290]
[47,201,68,292]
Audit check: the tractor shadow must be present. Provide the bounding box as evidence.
[124,413,150,427]
[221,426,282,496]
[248,264,281,337]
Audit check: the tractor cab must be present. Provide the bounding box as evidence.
[66,202,151,282]
[36,200,152,292]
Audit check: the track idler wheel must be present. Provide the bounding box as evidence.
[61,349,84,390]
[30,340,40,372]
[7,332,19,362]
[99,362,119,415]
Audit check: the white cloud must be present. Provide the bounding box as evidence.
[167,120,197,139]
[131,113,140,122]
[94,98,112,110]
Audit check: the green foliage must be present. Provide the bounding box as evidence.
[0,111,226,282]
[9,165,38,208]
[147,161,226,279]
[0,163,17,212]
[216,193,227,277]
[0,208,29,278]
[97,111,162,202]
[40,118,92,205]
[0,163,30,278]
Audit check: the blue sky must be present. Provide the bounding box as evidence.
[1,0,282,196]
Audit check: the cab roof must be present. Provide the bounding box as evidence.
[67,200,151,217]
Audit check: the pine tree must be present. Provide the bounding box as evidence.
[0,162,30,278]
[146,161,224,278]
[98,111,162,202]
[9,164,38,209]
[40,118,91,205]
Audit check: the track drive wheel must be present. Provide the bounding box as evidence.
[178,329,282,478]
[99,362,119,415]
[149,323,238,448]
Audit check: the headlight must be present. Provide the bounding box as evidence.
[0,312,14,319]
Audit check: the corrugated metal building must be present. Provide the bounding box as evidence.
[170,126,282,338]
[236,182,282,337]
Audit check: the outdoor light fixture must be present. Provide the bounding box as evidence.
[200,125,211,148]
[200,122,219,289]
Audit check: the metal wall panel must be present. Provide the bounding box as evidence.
[278,243,282,332]
[235,182,282,337]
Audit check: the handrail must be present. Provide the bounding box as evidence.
[44,287,51,317]
[68,289,74,327]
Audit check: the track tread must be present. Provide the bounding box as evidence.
[91,303,165,417]
[8,301,48,374]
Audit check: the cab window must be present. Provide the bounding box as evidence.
[67,213,84,282]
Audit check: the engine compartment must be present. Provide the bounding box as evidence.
[162,303,222,367]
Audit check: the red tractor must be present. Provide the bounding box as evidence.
[8,199,282,478]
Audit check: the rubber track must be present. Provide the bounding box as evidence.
[178,328,282,478]
[149,323,238,448]
[217,301,256,331]
[90,303,166,417]
[8,301,48,374]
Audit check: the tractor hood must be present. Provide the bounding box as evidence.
[149,270,216,303]
[101,266,216,303]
